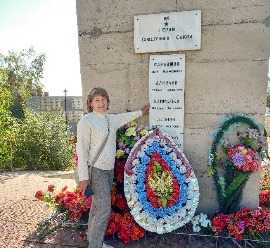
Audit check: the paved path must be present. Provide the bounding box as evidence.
[0,171,251,247]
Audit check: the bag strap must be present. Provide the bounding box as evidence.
[90,115,109,166]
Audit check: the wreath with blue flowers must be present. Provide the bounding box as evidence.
[124,129,199,234]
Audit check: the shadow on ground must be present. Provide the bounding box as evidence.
[24,222,263,248]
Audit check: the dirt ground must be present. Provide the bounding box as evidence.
[0,171,262,248]
[0,171,77,247]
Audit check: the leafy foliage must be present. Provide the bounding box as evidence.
[13,109,75,170]
[0,70,18,170]
[0,47,46,118]
[0,48,75,171]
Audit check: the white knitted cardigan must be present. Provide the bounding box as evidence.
[76,110,142,181]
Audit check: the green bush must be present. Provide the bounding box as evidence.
[0,75,18,170]
[13,109,75,170]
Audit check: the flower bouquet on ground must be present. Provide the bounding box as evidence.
[211,207,270,241]
[209,115,267,214]
[34,184,91,241]
[192,206,270,242]
[35,184,92,222]
[259,190,270,211]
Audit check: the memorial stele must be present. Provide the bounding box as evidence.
[76,0,270,215]
[135,10,201,148]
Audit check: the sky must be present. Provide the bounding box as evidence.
[0,0,82,96]
[0,0,269,96]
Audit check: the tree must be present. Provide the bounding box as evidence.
[0,47,46,118]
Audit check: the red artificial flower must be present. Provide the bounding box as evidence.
[35,190,44,201]
[242,217,252,227]
[85,196,92,209]
[117,228,131,243]
[260,191,270,205]
[115,161,125,183]
[61,186,68,192]
[54,192,65,205]
[106,220,119,235]
[255,221,266,233]
[227,147,235,157]
[111,194,117,206]
[120,212,134,229]
[115,194,129,212]
[111,184,118,194]
[67,201,81,212]
[106,211,122,235]
[130,225,145,241]
[79,231,87,241]
[70,211,83,221]
[227,222,244,241]
[234,207,251,220]
[211,213,230,234]
[264,215,270,230]
[112,212,122,224]
[47,184,55,193]
[64,191,76,203]
[152,152,160,160]
[251,209,263,219]
[74,153,78,167]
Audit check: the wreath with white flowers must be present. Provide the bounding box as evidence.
[124,129,199,234]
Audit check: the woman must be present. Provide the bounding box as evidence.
[76,87,149,248]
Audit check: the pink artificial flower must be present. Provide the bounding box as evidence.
[136,125,142,131]
[119,142,126,149]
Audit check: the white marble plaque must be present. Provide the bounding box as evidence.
[134,10,201,53]
[149,54,185,149]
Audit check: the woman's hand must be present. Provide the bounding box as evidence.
[141,103,150,115]
[78,180,90,195]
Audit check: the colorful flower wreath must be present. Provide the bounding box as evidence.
[208,114,267,214]
[124,129,199,234]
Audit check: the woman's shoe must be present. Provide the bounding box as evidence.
[102,242,114,248]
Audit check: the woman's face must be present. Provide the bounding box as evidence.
[91,95,108,113]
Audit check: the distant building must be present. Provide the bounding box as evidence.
[26,95,83,134]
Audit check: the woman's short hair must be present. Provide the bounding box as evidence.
[86,87,110,112]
